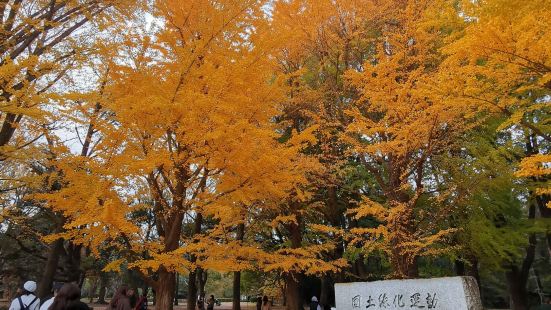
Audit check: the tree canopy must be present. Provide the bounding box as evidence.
[0,1,549,310]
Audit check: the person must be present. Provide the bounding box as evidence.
[9,281,40,310]
[310,296,322,310]
[206,295,215,310]
[40,282,64,310]
[261,296,270,310]
[109,286,132,310]
[255,296,262,310]
[127,289,137,308]
[196,296,205,310]
[48,283,90,310]
[134,290,147,310]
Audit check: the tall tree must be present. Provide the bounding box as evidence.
[39,1,309,309]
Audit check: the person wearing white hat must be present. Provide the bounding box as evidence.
[310,296,322,310]
[9,281,40,310]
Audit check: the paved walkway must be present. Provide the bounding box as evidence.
[88,301,281,310]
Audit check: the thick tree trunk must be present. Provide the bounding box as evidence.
[233,271,241,310]
[37,237,64,299]
[319,275,332,310]
[285,219,303,310]
[188,269,199,310]
[155,268,176,310]
[506,192,537,310]
[285,274,301,310]
[506,267,529,310]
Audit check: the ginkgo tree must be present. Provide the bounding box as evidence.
[39,0,314,309]
[441,0,550,308]
[342,0,477,278]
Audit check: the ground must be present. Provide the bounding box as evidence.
[0,301,282,310]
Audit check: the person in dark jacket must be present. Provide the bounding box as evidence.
[48,283,90,310]
[127,289,137,308]
[255,296,262,310]
[134,290,148,310]
[109,286,132,310]
[206,295,215,310]
[310,296,321,310]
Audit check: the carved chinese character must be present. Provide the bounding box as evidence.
[378,293,390,308]
[426,293,438,309]
[366,296,375,309]
[393,294,405,308]
[352,295,361,309]
[410,293,425,308]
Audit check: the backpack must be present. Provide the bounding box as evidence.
[18,296,38,310]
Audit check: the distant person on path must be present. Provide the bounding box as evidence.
[127,289,137,308]
[9,281,40,310]
[261,296,270,310]
[109,286,132,310]
[134,290,148,310]
[40,282,64,310]
[310,296,321,310]
[197,296,205,310]
[48,283,91,310]
[255,296,262,310]
[207,295,215,310]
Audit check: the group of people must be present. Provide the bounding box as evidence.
[108,286,147,310]
[9,280,325,310]
[255,296,271,310]
[196,295,217,310]
[8,280,147,310]
[8,281,90,310]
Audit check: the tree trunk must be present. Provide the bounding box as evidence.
[197,268,207,299]
[78,271,86,288]
[188,212,204,310]
[188,269,199,310]
[285,274,301,310]
[233,271,241,310]
[155,268,176,310]
[319,275,332,309]
[97,274,108,304]
[233,222,245,310]
[285,218,303,310]
[536,194,551,255]
[89,277,98,303]
[388,198,418,278]
[506,185,537,310]
[37,237,64,299]
[506,267,529,310]
[174,273,179,305]
[0,113,22,149]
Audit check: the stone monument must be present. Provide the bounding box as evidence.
[335,276,483,310]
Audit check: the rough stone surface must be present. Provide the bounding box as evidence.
[335,276,483,310]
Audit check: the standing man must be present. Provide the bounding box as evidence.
[9,281,40,310]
